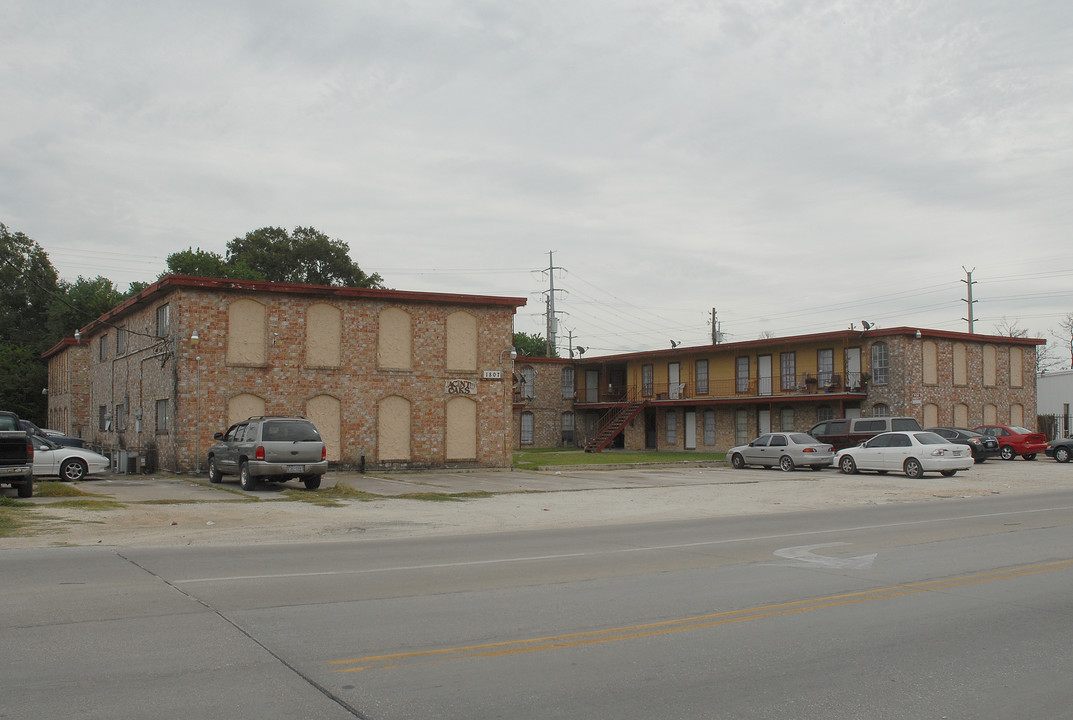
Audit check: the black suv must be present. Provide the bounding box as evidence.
[207,416,328,490]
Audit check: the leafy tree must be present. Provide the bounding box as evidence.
[513,331,556,357]
[0,343,47,422]
[0,223,59,351]
[165,247,261,280]
[226,227,384,288]
[46,276,127,343]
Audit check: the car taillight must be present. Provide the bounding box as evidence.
[802,447,816,453]
[26,441,33,460]
[321,446,326,460]
[255,445,265,460]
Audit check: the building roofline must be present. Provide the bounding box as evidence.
[576,326,1045,363]
[67,274,527,342]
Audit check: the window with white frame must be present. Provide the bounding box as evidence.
[780,352,796,391]
[780,407,794,432]
[156,304,170,337]
[519,366,536,400]
[520,411,534,445]
[871,342,889,385]
[872,403,890,417]
[817,406,834,422]
[817,349,833,387]
[736,357,750,393]
[704,410,716,445]
[695,359,709,395]
[116,326,127,354]
[99,334,108,361]
[561,412,575,445]
[734,409,749,445]
[666,411,677,445]
[642,364,654,397]
[561,367,575,399]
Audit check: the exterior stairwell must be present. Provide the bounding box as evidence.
[584,401,645,453]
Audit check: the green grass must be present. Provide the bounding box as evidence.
[34,481,93,497]
[283,485,498,506]
[0,497,33,537]
[513,448,726,470]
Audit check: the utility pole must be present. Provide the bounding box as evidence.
[542,251,565,356]
[962,267,977,334]
[710,308,723,344]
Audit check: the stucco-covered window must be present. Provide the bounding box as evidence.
[306,303,342,368]
[445,396,477,460]
[983,345,997,387]
[983,403,998,424]
[446,311,477,371]
[953,343,967,386]
[378,307,412,370]
[922,402,938,428]
[954,403,969,428]
[1010,403,1024,427]
[227,299,267,366]
[1010,347,1024,387]
[378,395,411,461]
[923,341,938,385]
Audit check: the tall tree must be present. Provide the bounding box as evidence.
[226,227,384,288]
[513,331,555,357]
[165,247,262,280]
[46,276,127,342]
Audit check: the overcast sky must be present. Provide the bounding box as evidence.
[4,1,1073,358]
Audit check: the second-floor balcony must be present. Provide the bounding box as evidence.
[568,371,867,405]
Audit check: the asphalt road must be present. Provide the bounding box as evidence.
[4,489,1073,719]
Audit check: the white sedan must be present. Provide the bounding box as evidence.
[31,435,111,481]
[835,431,974,479]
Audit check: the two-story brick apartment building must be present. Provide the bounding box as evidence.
[513,327,1044,452]
[43,275,526,473]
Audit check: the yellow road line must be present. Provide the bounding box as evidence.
[326,559,1072,673]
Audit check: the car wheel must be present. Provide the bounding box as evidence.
[207,457,222,483]
[779,455,795,472]
[904,458,924,479]
[1023,454,1037,461]
[1000,445,1016,461]
[1055,447,1071,463]
[839,455,857,474]
[730,453,746,470]
[940,469,958,477]
[239,461,257,491]
[60,458,87,482]
[302,475,322,490]
[17,479,33,498]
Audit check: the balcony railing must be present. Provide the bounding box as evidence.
[570,372,866,404]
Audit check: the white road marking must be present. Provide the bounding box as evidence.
[772,542,877,570]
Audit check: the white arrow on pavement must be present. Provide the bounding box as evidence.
[772,542,877,570]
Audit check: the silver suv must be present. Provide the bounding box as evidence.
[207,416,328,490]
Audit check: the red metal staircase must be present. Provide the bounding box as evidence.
[584,401,645,453]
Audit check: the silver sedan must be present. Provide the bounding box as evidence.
[727,432,835,472]
[835,431,974,479]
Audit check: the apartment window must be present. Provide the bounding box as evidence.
[734,409,749,445]
[520,412,534,445]
[155,399,169,432]
[817,349,833,387]
[695,360,709,395]
[666,411,677,445]
[115,403,126,432]
[736,357,750,393]
[519,367,536,400]
[561,412,575,445]
[780,407,794,432]
[871,342,889,385]
[98,405,108,431]
[99,334,108,361]
[872,403,890,417]
[780,352,796,391]
[116,326,128,354]
[156,304,170,337]
[642,364,654,397]
[561,367,575,399]
[817,406,834,422]
[704,410,716,445]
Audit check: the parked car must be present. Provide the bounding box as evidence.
[835,431,975,479]
[925,427,1001,463]
[973,425,1048,461]
[18,419,84,448]
[207,416,328,490]
[728,432,835,472]
[1045,437,1073,463]
[808,416,922,451]
[31,435,110,481]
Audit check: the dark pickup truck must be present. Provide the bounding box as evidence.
[0,411,34,498]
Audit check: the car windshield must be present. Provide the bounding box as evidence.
[914,432,947,445]
[788,433,818,444]
[263,420,321,442]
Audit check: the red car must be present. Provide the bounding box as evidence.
[973,425,1048,460]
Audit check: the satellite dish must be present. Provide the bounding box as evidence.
[861,321,873,330]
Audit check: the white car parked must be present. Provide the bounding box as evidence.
[31,435,110,481]
[835,431,974,479]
